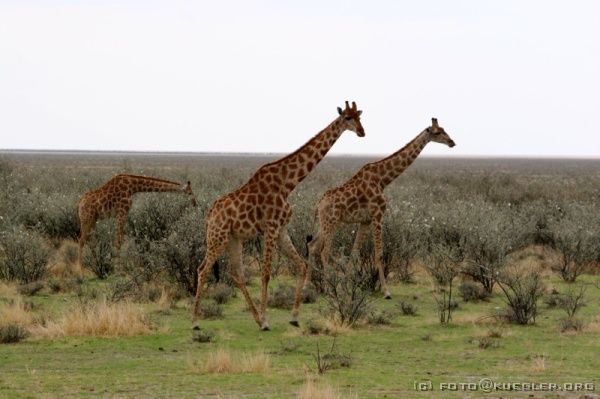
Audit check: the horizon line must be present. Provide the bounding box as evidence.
[1,148,599,160]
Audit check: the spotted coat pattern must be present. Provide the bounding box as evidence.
[308,118,455,298]
[191,102,365,330]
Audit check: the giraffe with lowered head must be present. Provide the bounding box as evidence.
[77,174,196,265]
[308,118,455,298]
[191,101,365,331]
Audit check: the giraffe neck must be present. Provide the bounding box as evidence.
[373,130,431,188]
[255,117,348,196]
[120,175,183,194]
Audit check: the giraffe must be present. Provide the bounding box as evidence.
[77,174,196,265]
[191,101,365,331]
[308,118,455,298]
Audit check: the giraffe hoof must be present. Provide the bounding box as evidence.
[260,325,271,331]
[192,325,201,331]
[384,293,392,300]
[289,320,300,328]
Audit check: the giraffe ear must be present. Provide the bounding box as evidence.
[357,110,362,116]
[337,107,343,115]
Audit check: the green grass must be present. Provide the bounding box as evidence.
[1,274,599,398]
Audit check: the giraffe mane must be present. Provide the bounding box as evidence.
[369,130,426,166]
[114,174,182,186]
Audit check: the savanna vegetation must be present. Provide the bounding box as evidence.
[1,151,600,398]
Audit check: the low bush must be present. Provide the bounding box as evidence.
[497,267,545,325]
[366,309,394,325]
[268,283,296,310]
[459,281,490,302]
[206,283,233,305]
[0,324,29,344]
[322,261,372,327]
[0,228,49,283]
[200,300,223,319]
[81,222,114,279]
[398,300,418,316]
[16,192,79,240]
[550,204,599,282]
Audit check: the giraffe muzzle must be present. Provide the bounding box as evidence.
[448,140,456,148]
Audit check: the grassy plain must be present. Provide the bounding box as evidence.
[1,152,600,398]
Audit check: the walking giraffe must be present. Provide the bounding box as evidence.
[191,101,365,331]
[77,174,196,265]
[308,118,455,298]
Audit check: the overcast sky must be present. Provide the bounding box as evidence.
[0,1,598,157]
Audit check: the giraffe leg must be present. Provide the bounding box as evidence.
[371,221,391,299]
[306,232,323,290]
[320,225,336,271]
[191,237,229,330]
[278,230,307,327]
[258,228,277,331]
[227,238,262,327]
[350,223,369,260]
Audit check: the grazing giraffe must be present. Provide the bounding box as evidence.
[77,174,196,265]
[308,118,455,298]
[191,101,366,331]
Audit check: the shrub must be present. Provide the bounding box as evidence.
[461,203,518,294]
[206,283,233,305]
[497,267,545,325]
[558,285,586,319]
[556,285,586,332]
[18,281,45,296]
[268,283,296,310]
[424,244,462,324]
[477,336,499,349]
[16,193,79,240]
[81,222,114,279]
[156,209,206,295]
[550,204,599,282]
[381,211,423,284]
[366,309,393,325]
[192,329,215,343]
[559,317,585,332]
[0,229,49,283]
[126,194,191,243]
[304,318,327,335]
[313,338,352,374]
[0,324,29,344]
[398,300,418,316]
[200,300,223,319]
[322,261,372,327]
[459,281,490,302]
[544,290,563,308]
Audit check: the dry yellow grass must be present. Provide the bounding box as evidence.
[322,318,352,335]
[297,378,357,399]
[531,354,547,373]
[0,297,35,328]
[188,348,271,374]
[47,240,90,279]
[32,299,152,338]
[0,280,19,300]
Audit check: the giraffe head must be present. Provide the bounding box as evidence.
[427,118,455,147]
[183,181,197,207]
[337,101,365,137]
